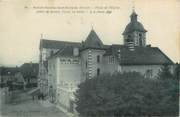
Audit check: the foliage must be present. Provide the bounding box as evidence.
[174,63,180,80]
[157,64,173,79]
[75,70,179,117]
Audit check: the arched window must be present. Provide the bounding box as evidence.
[127,35,133,42]
[97,55,100,63]
[145,69,153,78]
[97,68,100,76]
[139,34,143,46]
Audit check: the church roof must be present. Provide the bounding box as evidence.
[52,46,75,57]
[104,45,174,65]
[123,22,147,34]
[123,11,147,35]
[40,39,81,49]
[83,29,104,49]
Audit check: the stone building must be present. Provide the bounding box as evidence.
[38,10,174,111]
[39,39,81,95]
[0,67,20,86]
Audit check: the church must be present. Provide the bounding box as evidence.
[38,10,173,112]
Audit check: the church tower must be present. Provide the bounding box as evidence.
[123,10,147,47]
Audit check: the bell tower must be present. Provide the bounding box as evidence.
[123,9,147,47]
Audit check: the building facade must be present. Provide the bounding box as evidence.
[38,10,174,112]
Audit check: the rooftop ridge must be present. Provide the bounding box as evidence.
[41,39,81,44]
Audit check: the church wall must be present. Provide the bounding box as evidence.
[121,65,162,78]
[102,56,119,74]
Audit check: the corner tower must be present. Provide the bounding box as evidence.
[123,10,147,47]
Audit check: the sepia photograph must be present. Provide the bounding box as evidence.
[0,0,179,117]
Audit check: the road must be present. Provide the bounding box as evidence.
[0,90,68,117]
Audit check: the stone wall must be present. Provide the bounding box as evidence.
[121,65,162,78]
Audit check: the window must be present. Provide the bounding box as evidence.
[97,68,100,76]
[112,56,115,63]
[86,61,87,68]
[145,69,153,78]
[97,55,100,63]
[108,56,115,64]
[126,35,133,43]
[127,38,133,43]
[68,59,71,64]
[128,35,131,38]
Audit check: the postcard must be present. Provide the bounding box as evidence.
[0,0,179,117]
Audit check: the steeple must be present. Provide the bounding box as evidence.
[83,29,103,49]
[123,9,147,47]
[130,0,137,22]
[130,10,138,22]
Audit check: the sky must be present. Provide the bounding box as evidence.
[0,0,179,66]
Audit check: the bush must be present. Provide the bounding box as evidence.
[75,71,179,117]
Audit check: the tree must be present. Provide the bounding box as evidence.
[157,63,179,115]
[75,71,179,117]
[157,64,173,79]
[173,63,180,80]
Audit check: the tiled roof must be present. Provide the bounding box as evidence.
[83,29,104,48]
[40,39,81,49]
[104,45,174,65]
[52,46,75,57]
